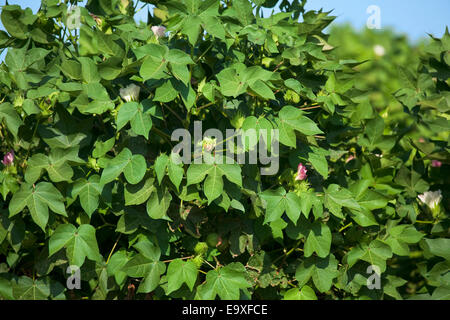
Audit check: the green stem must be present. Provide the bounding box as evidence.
[25,118,40,162]
[273,239,302,265]
[339,222,353,233]
[195,42,214,63]
[106,233,122,265]
[415,220,435,224]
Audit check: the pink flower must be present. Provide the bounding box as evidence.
[151,26,166,38]
[432,160,442,168]
[2,150,14,166]
[345,155,355,163]
[418,138,425,143]
[295,163,307,181]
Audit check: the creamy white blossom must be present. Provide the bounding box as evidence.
[197,137,217,152]
[119,84,140,102]
[201,137,216,152]
[374,44,386,57]
[152,26,166,38]
[418,190,442,210]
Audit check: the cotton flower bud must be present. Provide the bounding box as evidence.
[431,160,442,168]
[1,150,14,166]
[295,163,307,181]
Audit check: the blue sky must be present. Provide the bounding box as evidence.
[303,0,450,41]
[0,0,449,42]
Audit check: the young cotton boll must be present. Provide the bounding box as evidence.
[374,44,386,57]
[152,26,167,39]
[119,84,140,102]
[418,190,443,210]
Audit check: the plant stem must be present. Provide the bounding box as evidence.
[415,220,435,224]
[162,255,194,263]
[106,234,122,265]
[339,222,353,233]
[197,101,214,110]
[300,105,321,111]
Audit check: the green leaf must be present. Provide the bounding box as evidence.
[154,80,178,103]
[168,153,184,191]
[123,154,147,185]
[154,154,169,184]
[421,238,450,261]
[280,105,323,132]
[49,223,100,267]
[241,116,273,150]
[389,225,424,243]
[146,186,172,220]
[346,240,393,272]
[139,44,169,81]
[0,102,23,138]
[186,161,242,203]
[124,177,155,206]
[12,277,50,300]
[196,263,250,300]
[249,79,275,100]
[295,254,338,293]
[100,148,146,185]
[9,182,67,231]
[324,184,361,219]
[348,208,378,227]
[167,259,198,293]
[78,57,101,83]
[167,49,194,84]
[25,150,75,184]
[1,6,28,39]
[431,286,450,300]
[304,222,332,258]
[137,261,166,293]
[229,0,254,26]
[394,167,430,196]
[283,285,317,300]
[24,154,50,183]
[92,137,115,158]
[181,15,202,45]
[122,253,166,293]
[260,187,302,224]
[116,102,153,139]
[216,68,247,97]
[71,175,103,217]
[106,250,129,283]
[276,105,323,147]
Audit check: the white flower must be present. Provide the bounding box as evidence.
[119,84,140,102]
[151,26,166,38]
[198,137,216,152]
[374,45,386,57]
[418,190,442,210]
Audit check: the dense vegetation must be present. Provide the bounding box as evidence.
[0,0,448,300]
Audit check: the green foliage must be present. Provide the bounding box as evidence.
[0,0,448,300]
